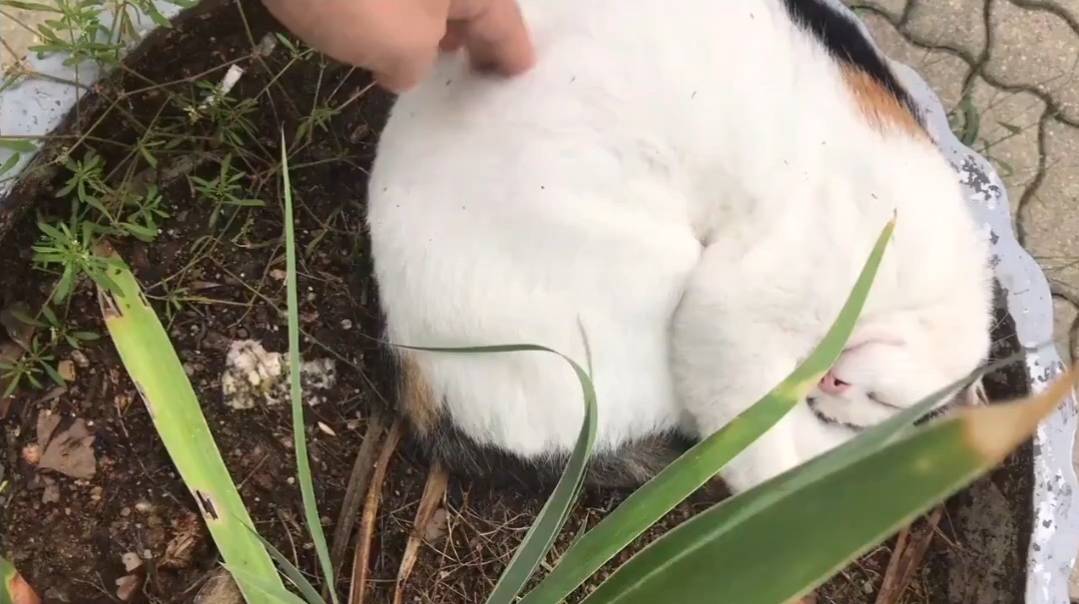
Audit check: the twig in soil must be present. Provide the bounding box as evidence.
[349,417,405,604]
[393,461,449,604]
[874,507,944,604]
[329,415,386,582]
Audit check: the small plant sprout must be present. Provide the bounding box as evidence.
[23,0,124,66]
[189,154,264,227]
[118,184,169,242]
[274,33,315,62]
[4,0,194,67]
[295,104,338,145]
[182,80,259,148]
[132,127,184,170]
[56,149,114,220]
[0,336,65,397]
[9,304,100,350]
[32,220,121,303]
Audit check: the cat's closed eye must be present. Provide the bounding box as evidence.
[807,337,916,428]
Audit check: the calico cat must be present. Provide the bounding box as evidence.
[366,0,993,492]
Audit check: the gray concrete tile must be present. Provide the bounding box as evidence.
[906,0,988,58]
[986,0,1079,123]
[859,10,972,112]
[1020,119,1079,292]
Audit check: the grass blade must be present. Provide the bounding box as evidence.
[280,132,338,603]
[581,367,1077,604]
[226,565,311,604]
[392,342,598,604]
[244,522,328,604]
[0,556,40,604]
[97,252,291,603]
[482,352,595,604]
[520,217,895,604]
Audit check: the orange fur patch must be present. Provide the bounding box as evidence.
[841,65,925,139]
[400,353,439,436]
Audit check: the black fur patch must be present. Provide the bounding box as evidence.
[781,0,922,125]
[411,412,694,490]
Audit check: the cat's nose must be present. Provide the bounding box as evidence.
[819,370,851,396]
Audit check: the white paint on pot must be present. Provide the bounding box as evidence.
[0,2,183,200]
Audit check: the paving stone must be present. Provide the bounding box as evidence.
[905,0,988,58]
[1053,296,1078,364]
[965,78,1046,223]
[986,0,1079,123]
[847,0,909,20]
[859,11,971,112]
[1012,0,1079,26]
[0,8,46,66]
[1020,119,1079,290]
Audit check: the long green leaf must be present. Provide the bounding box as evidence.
[521,217,895,604]
[280,133,338,604]
[226,565,310,604]
[98,257,291,603]
[0,556,39,604]
[0,154,20,179]
[581,368,1076,604]
[484,351,596,604]
[0,139,36,153]
[392,342,598,604]
[795,351,1026,482]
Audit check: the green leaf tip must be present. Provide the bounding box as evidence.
[961,363,1077,464]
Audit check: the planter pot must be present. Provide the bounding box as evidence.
[1,1,1074,602]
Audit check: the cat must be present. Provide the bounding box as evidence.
[365,0,994,493]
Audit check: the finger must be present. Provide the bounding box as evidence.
[373,45,439,93]
[373,60,427,93]
[439,20,466,52]
[456,0,534,76]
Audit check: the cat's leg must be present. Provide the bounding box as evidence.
[671,237,857,493]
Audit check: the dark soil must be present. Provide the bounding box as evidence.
[0,1,1036,603]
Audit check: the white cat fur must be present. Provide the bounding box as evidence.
[366,0,993,492]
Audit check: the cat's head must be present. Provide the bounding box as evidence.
[805,305,992,429]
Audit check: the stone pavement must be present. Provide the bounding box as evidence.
[0,8,46,68]
[848,0,1079,361]
[3,0,1079,597]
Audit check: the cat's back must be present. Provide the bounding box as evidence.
[375,0,815,151]
[366,0,820,459]
[364,0,978,475]
[371,0,896,227]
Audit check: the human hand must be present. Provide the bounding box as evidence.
[262,0,535,92]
